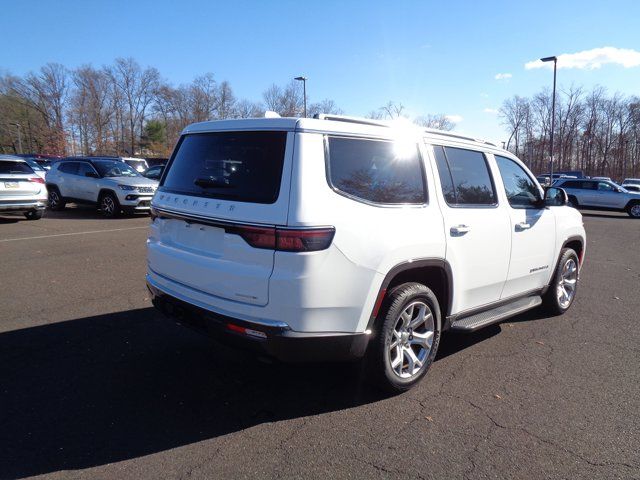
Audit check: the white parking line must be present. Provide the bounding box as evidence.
[0,226,148,243]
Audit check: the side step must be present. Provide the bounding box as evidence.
[449,295,542,332]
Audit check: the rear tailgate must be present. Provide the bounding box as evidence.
[148,130,294,306]
[0,161,43,199]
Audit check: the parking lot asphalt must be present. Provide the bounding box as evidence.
[1,207,639,480]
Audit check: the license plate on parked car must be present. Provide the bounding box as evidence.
[4,182,19,188]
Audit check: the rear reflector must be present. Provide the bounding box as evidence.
[29,177,45,184]
[372,288,387,318]
[226,323,267,339]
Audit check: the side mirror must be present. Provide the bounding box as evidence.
[85,171,99,178]
[544,187,568,207]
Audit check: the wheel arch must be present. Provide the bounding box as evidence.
[366,259,453,332]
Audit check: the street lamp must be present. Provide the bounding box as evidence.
[9,122,23,154]
[294,76,307,118]
[540,56,557,179]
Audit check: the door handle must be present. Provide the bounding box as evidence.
[515,222,531,231]
[450,224,471,235]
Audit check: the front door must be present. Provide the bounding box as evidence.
[493,155,556,298]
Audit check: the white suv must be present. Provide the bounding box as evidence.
[146,116,586,391]
[46,157,158,217]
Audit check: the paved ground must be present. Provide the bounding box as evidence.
[1,207,639,480]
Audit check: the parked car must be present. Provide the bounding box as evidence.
[46,157,158,217]
[624,184,640,193]
[553,178,640,218]
[0,155,48,220]
[22,158,47,180]
[142,164,165,180]
[621,178,640,189]
[16,153,62,171]
[122,157,149,173]
[146,116,586,392]
[590,176,612,182]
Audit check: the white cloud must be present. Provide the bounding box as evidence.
[446,114,463,123]
[484,108,499,114]
[525,47,640,70]
[494,73,512,80]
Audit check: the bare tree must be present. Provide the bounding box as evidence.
[415,114,455,131]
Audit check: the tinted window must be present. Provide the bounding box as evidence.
[597,182,615,191]
[77,163,97,177]
[434,146,496,205]
[561,180,581,189]
[93,160,140,178]
[495,155,541,208]
[162,131,287,204]
[0,161,34,174]
[59,162,79,175]
[327,136,426,204]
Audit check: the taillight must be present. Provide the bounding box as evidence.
[233,225,277,249]
[233,225,335,252]
[276,228,335,252]
[29,177,45,184]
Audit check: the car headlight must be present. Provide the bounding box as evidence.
[118,184,137,191]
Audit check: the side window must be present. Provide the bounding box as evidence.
[494,155,541,208]
[597,182,615,192]
[327,136,426,204]
[60,162,79,175]
[77,163,97,177]
[581,181,596,190]
[562,180,580,189]
[433,145,497,206]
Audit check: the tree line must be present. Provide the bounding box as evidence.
[500,86,640,178]
[0,58,457,158]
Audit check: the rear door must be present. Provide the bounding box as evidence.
[148,130,293,306]
[74,163,100,201]
[430,144,511,314]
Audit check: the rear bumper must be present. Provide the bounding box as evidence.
[147,279,371,362]
[0,199,47,212]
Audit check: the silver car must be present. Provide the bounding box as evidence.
[45,158,158,217]
[0,155,48,220]
[553,178,640,218]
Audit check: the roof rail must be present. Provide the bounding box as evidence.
[314,114,391,128]
[314,114,499,148]
[423,128,498,148]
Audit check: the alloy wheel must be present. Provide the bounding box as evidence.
[388,301,435,379]
[102,196,115,216]
[557,258,578,309]
[630,204,640,218]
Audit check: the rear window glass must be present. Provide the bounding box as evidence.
[433,146,496,206]
[0,161,34,174]
[327,136,426,204]
[161,131,288,204]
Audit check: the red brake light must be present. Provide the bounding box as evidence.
[29,177,45,184]
[276,228,335,252]
[233,225,277,249]
[232,225,335,252]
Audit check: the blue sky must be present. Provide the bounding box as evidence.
[2,0,639,142]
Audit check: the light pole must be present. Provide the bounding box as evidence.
[9,122,23,154]
[294,76,307,118]
[541,56,557,179]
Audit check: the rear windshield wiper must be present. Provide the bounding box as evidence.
[194,177,233,189]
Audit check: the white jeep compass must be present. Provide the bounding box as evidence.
[146,115,586,391]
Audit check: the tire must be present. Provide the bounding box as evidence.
[24,210,44,220]
[99,192,121,218]
[626,202,640,218]
[567,196,579,209]
[542,248,579,315]
[47,187,66,211]
[366,283,441,393]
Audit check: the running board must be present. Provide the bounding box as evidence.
[449,295,542,332]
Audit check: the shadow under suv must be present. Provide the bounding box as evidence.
[46,158,158,217]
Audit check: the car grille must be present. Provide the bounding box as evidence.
[137,186,156,193]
